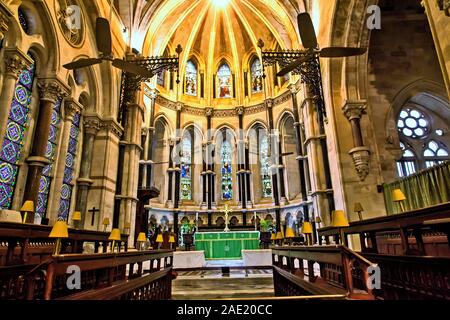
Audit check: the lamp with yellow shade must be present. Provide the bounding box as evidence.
[109,228,121,253]
[301,221,313,246]
[20,201,34,224]
[49,220,69,255]
[354,202,364,221]
[275,230,284,246]
[136,232,147,251]
[285,227,295,246]
[72,211,81,229]
[156,233,163,249]
[169,235,176,250]
[331,210,349,245]
[392,189,406,212]
[102,217,110,232]
[270,232,276,241]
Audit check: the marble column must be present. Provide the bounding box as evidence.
[76,116,100,228]
[343,101,371,182]
[236,106,246,209]
[145,88,159,186]
[173,103,182,209]
[0,48,32,149]
[23,78,69,223]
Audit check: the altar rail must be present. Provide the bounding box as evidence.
[271,246,376,300]
[0,249,173,300]
[318,202,450,256]
[0,222,129,266]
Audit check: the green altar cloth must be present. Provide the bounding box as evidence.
[194,231,260,259]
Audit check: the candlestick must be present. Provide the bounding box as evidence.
[254,212,257,231]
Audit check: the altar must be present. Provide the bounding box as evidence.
[194,231,260,259]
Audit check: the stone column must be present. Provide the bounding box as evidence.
[302,84,333,226]
[166,138,175,208]
[236,106,246,209]
[76,116,100,228]
[201,142,208,209]
[23,78,69,223]
[289,83,310,221]
[0,48,33,149]
[146,88,159,186]
[343,101,371,181]
[47,98,83,223]
[173,103,182,209]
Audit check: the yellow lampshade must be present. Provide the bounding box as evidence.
[301,222,313,234]
[137,232,147,242]
[315,216,322,224]
[102,217,110,226]
[20,200,34,212]
[285,227,295,238]
[392,189,406,202]
[49,221,69,238]
[169,235,175,243]
[108,228,121,241]
[354,202,364,212]
[270,233,276,240]
[156,234,164,243]
[72,211,81,221]
[275,231,283,240]
[331,210,350,228]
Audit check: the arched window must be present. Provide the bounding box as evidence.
[217,63,232,98]
[58,112,81,220]
[37,98,62,218]
[180,132,193,200]
[185,60,197,96]
[251,58,263,94]
[396,104,450,177]
[260,134,272,197]
[0,54,35,209]
[221,140,233,200]
[18,7,30,34]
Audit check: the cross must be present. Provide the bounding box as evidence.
[88,206,100,226]
[223,204,233,232]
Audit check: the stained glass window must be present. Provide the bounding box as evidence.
[217,63,232,99]
[397,108,429,138]
[221,140,233,200]
[58,112,81,220]
[260,135,272,197]
[0,56,35,209]
[396,142,417,178]
[185,60,197,96]
[18,8,30,34]
[36,99,62,218]
[180,135,192,200]
[251,58,263,94]
[424,140,449,168]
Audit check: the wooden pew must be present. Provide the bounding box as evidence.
[271,245,376,300]
[318,202,450,256]
[0,249,173,300]
[0,222,129,266]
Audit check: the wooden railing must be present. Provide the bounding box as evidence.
[362,253,450,300]
[271,246,376,300]
[0,222,129,266]
[318,202,450,256]
[0,249,173,300]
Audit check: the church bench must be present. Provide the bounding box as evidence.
[23,249,173,300]
[271,245,376,300]
[318,202,450,256]
[0,222,129,266]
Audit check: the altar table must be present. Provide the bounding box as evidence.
[194,231,260,259]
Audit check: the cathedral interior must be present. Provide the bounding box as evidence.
[0,0,449,303]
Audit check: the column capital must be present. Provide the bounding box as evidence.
[342,100,367,121]
[235,106,244,115]
[37,77,70,103]
[63,98,83,121]
[99,117,124,138]
[176,102,184,111]
[3,47,33,78]
[145,87,159,99]
[83,116,101,135]
[264,98,274,109]
[205,107,214,117]
[141,127,149,136]
[288,83,300,94]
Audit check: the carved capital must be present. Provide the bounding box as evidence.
[265,98,274,109]
[83,117,101,135]
[205,107,214,117]
[99,118,124,138]
[63,99,83,121]
[438,0,450,16]
[3,48,33,78]
[37,78,69,103]
[141,127,149,136]
[176,102,184,112]
[146,87,159,99]
[235,106,244,115]
[342,100,367,121]
[349,146,371,181]
[288,83,299,94]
